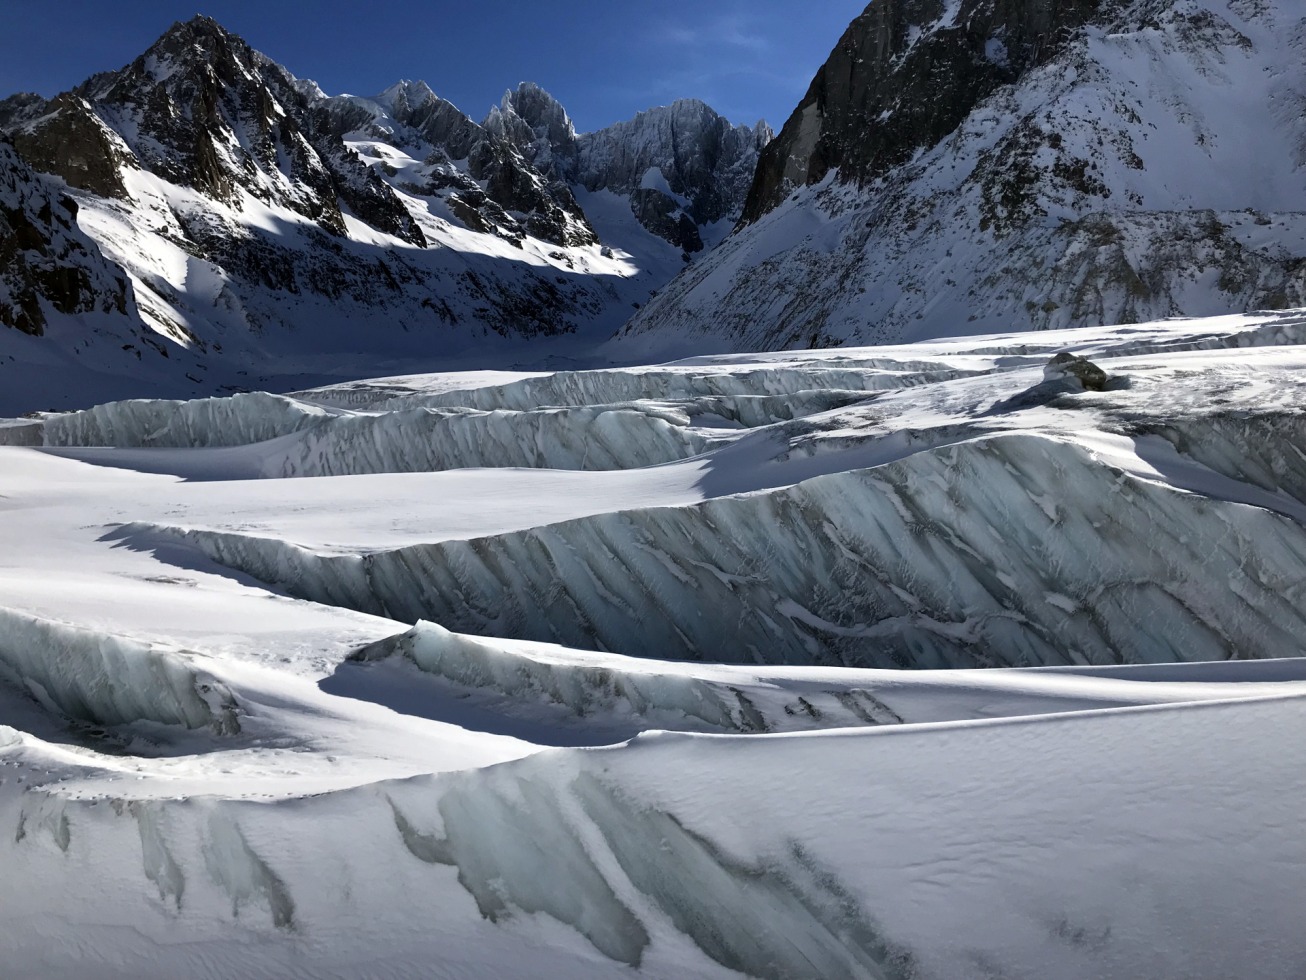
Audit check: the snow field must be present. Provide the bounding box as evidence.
[2,311,1306,976]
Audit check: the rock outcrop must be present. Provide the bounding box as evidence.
[0,137,132,336]
[1043,352,1107,390]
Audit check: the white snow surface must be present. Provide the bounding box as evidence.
[2,311,1306,977]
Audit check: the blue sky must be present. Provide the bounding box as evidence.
[0,1,869,132]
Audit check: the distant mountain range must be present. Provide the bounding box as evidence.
[0,16,769,411]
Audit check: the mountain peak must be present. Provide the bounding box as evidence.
[377,79,439,113]
[495,82,577,145]
[155,12,240,52]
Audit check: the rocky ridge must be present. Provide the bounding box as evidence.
[0,16,768,412]
[488,84,772,254]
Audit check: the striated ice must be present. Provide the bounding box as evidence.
[0,607,239,733]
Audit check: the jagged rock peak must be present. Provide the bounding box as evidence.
[576,99,773,227]
[482,82,579,179]
[90,13,263,94]
[376,80,440,114]
[497,82,577,146]
[52,15,427,246]
[741,0,1104,224]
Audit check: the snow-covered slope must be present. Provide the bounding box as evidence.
[618,0,1306,357]
[3,312,1306,975]
[3,312,1306,976]
[0,137,196,410]
[0,17,768,415]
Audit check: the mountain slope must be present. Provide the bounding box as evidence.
[0,136,212,410]
[617,0,1306,356]
[0,18,768,414]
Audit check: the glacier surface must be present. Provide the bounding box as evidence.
[1,311,1305,977]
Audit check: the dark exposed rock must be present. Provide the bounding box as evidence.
[467,138,597,247]
[318,78,766,251]
[0,137,133,336]
[484,82,581,177]
[575,99,771,228]
[741,0,1105,225]
[489,85,771,247]
[1044,352,1108,390]
[629,189,703,254]
[0,93,49,133]
[317,80,594,247]
[6,94,136,200]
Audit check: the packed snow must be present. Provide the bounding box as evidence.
[2,311,1305,977]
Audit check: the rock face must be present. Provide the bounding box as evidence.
[6,94,137,201]
[0,93,49,132]
[487,85,772,250]
[618,0,1306,355]
[740,0,1101,224]
[0,137,132,336]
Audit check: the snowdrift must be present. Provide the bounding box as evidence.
[351,621,905,734]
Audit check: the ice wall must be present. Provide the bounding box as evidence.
[38,391,330,448]
[353,622,905,734]
[12,392,735,474]
[397,363,973,413]
[258,404,720,477]
[0,607,239,733]
[136,431,1306,669]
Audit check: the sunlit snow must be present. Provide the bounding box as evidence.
[2,311,1305,977]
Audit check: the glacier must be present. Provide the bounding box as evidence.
[2,311,1306,977]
